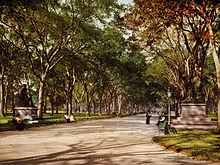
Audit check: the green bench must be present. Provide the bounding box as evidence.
[158,120,166,131]
[158,120,177,134]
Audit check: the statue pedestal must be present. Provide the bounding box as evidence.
[14,107,38,119]
[172,103,216,129]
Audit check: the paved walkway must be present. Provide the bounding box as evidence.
[0,114,219,165]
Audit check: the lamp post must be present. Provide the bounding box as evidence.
[167,87,172,128]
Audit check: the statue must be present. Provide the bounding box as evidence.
[18,84,31,107]
[14,84,37,119]
[185,78,205,103]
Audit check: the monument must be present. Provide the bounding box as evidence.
[172,84,216,129]
[172,103,216,129]
[14,85,38,119]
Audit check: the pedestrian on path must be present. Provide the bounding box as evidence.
[146,110,151,124]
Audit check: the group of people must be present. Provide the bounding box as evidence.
[13,113,33,130]
[13,113,74,130]
[64,114,75,123]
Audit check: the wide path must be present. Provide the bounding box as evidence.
[0,114,218,165]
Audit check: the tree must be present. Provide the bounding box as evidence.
[1,0,122,118]
[1,0,77,117]
[203,55,217,113]
[125,0,220,129]
[45,66,65,116]
[0,34,25,117]
[188,0,220,130]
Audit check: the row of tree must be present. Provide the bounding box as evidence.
[0,0,219,131]
[125,0,219,130]
[0,0,155,118]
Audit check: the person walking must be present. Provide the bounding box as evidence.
[146,110,151,124]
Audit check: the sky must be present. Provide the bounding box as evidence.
[118,0,133,5]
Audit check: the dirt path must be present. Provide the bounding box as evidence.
[0,114,218,165]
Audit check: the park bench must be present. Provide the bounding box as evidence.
[158,120,177,135]
[158,120,168,134]
[158,120,166,131]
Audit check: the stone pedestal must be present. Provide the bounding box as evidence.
[172,103,216,129]
[14,107,38,119]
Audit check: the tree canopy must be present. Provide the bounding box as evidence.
[124,0,219,129]
[0,0,153,117]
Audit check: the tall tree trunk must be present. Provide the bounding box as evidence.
[44,97,47,113]
[84,86,90,116]
[107,100,111,115]
[77,97,83,114]
[74,86,84,114]
[174,99,179,117]
[50,97,54,116]
[49,94,55,116]
[208,24,220,131]
[66,101,69,115]
[98,88,104,116]
[78,104,81,114]
[74,102,77,113]
[124,100,128,113]
[203,87,210,115]
[67,71,75,116]
[118,94,122,115]
[68,93,73,116]
[104,99,107,113]
[83,83,95,116]
[4,92,7,114]
[0,66,5,117]
[56,105,59,114]
[86,101,91,116]
[113,95,117,113]
[92,99,96,114]
[4,80,8,114]
[11,92,15,116]
[38,80,45,118]
[99,98,102,115]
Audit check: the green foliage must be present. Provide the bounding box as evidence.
[203,54,217,100]
[143,56,169,106]
[0,0,162,116]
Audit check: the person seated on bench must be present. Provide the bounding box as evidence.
[64,115,75,123]
[156,114,165,126]
[23,113,33,124]
[23,113,38,124]
[156,114,177,134]
[13,114,25,130]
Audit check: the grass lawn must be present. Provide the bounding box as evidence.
[153,129,220,162]
[153,113,220,163]
[0,111,132,132]
[208,112,218,121]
